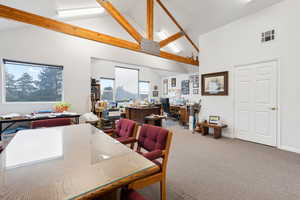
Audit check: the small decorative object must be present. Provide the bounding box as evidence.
[181,80,190,95]
[154,85,158,90]
[201,71,228,96]
[153,91,159,97]
[54,102,71,113]
[209,116,220,124]
[171,78,176,87]
[163,79,168,95]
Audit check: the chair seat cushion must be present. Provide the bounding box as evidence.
[117,136,136,144]
[141,150,163,161]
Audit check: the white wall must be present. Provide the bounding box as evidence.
[0,15,190,115]
[91,59,162,98]
[198,0,300,153]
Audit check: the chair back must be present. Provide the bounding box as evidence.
[137,124,169,153]
[31,118,71,129]
[115,118,137,138]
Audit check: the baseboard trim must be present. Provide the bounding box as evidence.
[279,145,300,154]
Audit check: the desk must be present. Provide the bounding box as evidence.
[0,114,80,140]
[144,115,166,127]
[126,106,161,123]
[197,122,228,139]
[0,124,159,199]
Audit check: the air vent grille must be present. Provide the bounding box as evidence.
[261,29,275,43]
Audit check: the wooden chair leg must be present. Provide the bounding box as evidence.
[160,177,167,200]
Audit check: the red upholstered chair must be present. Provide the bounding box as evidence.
[104,119,138,145]
[128,124,173,200]
[121,189,148,200]
[31,118,72,129]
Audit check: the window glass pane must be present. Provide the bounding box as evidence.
[139,81,149,101]
[4,60,63,102]
[115,67,138,101]
[100,78,114,102]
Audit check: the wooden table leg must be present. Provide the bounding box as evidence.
[213,128,222,139]
[202,126,209,136]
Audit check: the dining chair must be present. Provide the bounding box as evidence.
[104,118,138,146]
[121,189,148,200]
[31,118,72,129]
[127,124,173,200]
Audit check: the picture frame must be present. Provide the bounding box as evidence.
[163,79,168,95]
[171,78,176,87]
[153,91,159,97]
[193,89,199,95]
[201,71,228,96]
[181,80,190,95]
[190,75,199,88]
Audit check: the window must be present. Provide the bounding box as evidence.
[139,81,150,101]
[100,78,114,102]
[115,67,139,101]
[3,59,63,102]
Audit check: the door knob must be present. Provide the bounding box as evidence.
[270,107,277,111]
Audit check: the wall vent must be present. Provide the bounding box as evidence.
[261,29,275,43]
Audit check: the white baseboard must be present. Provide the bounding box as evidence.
[279,145,300,154]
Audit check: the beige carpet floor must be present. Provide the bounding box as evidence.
[138,120,300,200]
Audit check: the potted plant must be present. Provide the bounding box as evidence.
[54,102,71,113]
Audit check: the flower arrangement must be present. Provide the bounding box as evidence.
[54,102,71,113]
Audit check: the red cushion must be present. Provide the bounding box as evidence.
[116,119,136,138]
[117,136,136,144]
[138,124,168,152]
[121,189,147,200]
[141,149,163,161]
[31,118,71,129]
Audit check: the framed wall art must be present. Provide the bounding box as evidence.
[181,80,190,95]
[163,79,168,95]
[190,75,199,88]
[201,71,228,96]
[153,91,159,97]
[171,78,176,87]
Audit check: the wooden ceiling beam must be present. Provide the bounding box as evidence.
[96,0,143,43]
[0,5,198,66]
[147,0,154,40]
[159,31,184,48]
[0,5,140,51]
[160,51,199,66]
[156,0,199,52]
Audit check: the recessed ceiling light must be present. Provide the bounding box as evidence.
[157,30,181,53]
[57,7,105,18]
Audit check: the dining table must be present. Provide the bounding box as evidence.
[0,123,159,200]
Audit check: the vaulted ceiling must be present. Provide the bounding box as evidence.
[0,0,284,59]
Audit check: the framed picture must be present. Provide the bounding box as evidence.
[153,91,159,97]
[171,78,176,87]
[193,89,199,95]
[201,71,228,96]
[181,80,190,95]
[163,79,168,95]
[190,75,199,88]
[209,116,220,124]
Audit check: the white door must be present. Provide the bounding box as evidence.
[235,61,278,146]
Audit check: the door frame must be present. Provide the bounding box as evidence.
[233,58,281,148]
